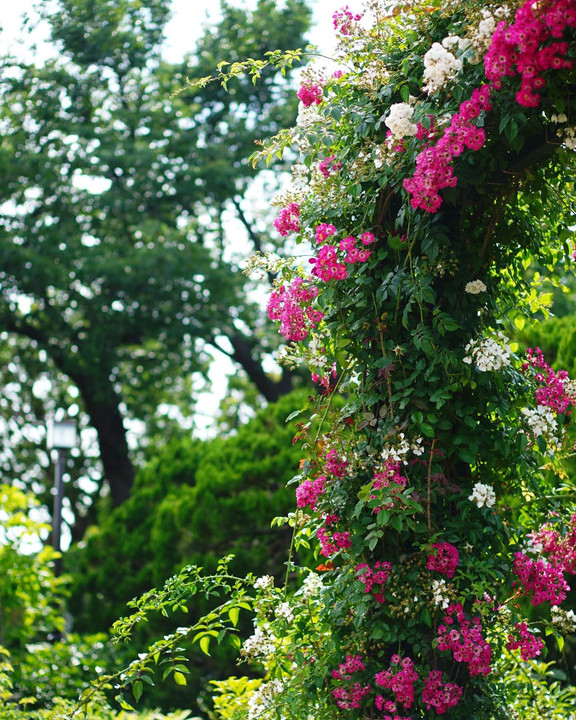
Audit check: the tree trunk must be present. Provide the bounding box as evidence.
[74,375,135,506]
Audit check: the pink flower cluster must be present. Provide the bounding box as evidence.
[310,245,348,281]
[332,6,362,35]
[426,542,459,579]
[513,551,570,606]
[312,362,337,391]
[374,695,412,720]
[421,670,463,715]
[315,223,337,243]
[356,561,392,603]
[318,514,352,557]
[332,654,371,710]
[318,155,343,177]
[310,225,374,281]
[523,347,576,414]
[506,621,544,660]
[371,460,408,513]
[325,448,348,477]
[339,235,372,263]
[531,513,576,575]
[267,278,324,341]
[403,86,492,212]
[297,83,323,107]
[273,202,300,236]
[296,475,326,511]
[375,655,418,710]
[484,0,575,107]
[296,450,349,512]
[437,604,492,677]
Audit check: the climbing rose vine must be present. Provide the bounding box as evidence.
[207,0,576,718]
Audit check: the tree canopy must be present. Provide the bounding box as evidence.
[0,0,311,533]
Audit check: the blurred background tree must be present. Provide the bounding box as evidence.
[0,0,311,538]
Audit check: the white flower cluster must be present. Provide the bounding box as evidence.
[248,679,285,720]
[306,332,330,370]
[522,406,558,439]
[560,126,576,150]
[372,137,407,170]
[469,7,510,62]
[464,279,487,294]
[254,575,275,591]
[431,578,450,609]
[551,607,576,633]
[299,572,323,600]
[468,482,496,508]
[241,623,276,661]
[381,433,424,464]
[422,41,463,94]
[551,112,568,123]
[275,601,294,624]
[563,378,576,398]
[384,103,417,139]
[550,112,576,148]
[463,333,511,372]
[524,536,544,555]
[244,253,285,280]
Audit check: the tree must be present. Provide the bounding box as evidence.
[0,0,311,532]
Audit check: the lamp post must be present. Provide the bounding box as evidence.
[47,417,77,577]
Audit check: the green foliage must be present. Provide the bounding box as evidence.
[208,676,262,720]
[68,389,309,633]
[0,485,65,652]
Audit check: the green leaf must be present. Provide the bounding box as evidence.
[199,635,211,656]
[174,671,188,686]
[228,606,240,627]
[133,680,143,702]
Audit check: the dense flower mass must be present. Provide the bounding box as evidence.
[331,655,371,710]
[513,551,570,606]
[427,542,459,578]
[297,83,323,107]
[421,671,463,714]
[375,655,418,709]
[484,0,576,107]
[404,86,492,211]
[436,604,492,677]
[463,332,511,371]
[267,278,324,341]
[506,621,544,660]
[422,41,463,94]
[468,482,496,508]
[356,561,392,603]
[273,203,300,236]
[523,347,576,414]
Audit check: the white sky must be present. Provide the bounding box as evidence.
[0,0,341,60]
